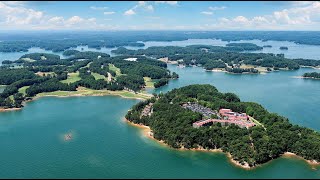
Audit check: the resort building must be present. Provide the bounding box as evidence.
[188,105,256,129]
[192,119,256,129]
[219,108,249,121]
[141,103,153,118]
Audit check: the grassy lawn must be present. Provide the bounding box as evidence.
[249,116,265,128]
[35,72,55,77]
[109,64,122,76]
[18,86,30,95]
[92,72,107,80]
[20,58,36,62]
[36,87,153,100]
[60,72,81,84]
[144,77,154,88]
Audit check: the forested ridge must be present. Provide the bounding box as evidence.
[126,84,320,167]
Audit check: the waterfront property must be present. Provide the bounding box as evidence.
[181,102,217,119]
[187,105,255,129]
[141,103,153,118]
[192,119,256,129]
[219,108,249,121]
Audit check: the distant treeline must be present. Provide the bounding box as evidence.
[111,45,320,73]
[2,31,320,52]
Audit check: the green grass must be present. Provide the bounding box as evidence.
[92,72,106,80]
[109,64,122,76]
[60,72,81,84]
[20,58,36,62]
[18,86,30,95]
[36,87,153,100]
[144,77,154,88]
[249,116,264,128]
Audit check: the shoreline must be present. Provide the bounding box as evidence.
[125,118,320,170]
[124,118,254,170]
[0,89,153,112]
[292,76,320,80]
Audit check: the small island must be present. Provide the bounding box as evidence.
[263,45,272,48]
[126,84,320,169]
[302,72,320,79]
[280,46,289,50]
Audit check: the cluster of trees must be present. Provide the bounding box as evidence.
[303,72,320,79]
[279,46,289,50]
[126,84,320,167]
[20,53,60,61]
[226,43,263,51]
[154,78,169,88]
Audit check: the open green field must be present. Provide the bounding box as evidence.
[36,87,152,100]
[60,72,81,84]
[92,72,107,80]
[18,86,30,95]
[143,77,154,88]
[109,64,122,76]
[20,58,36,62]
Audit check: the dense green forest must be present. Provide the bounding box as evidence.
[302,72,320,79]
[112,45,320,73]
[126,84,320,167]
[2,31,320,52]
[0,51,178,109]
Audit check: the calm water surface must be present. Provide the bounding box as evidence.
[0,96,319,178]
[0,39,320,178]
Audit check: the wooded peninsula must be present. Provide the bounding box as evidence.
[0,50,178,109]
[126,84,320,169]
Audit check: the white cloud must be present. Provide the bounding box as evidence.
[204,1,320,30]
[155,1,178,5]
[146,5,154,11]
[123,1,154,16]
[104,11,115,15]
[1,1,26,6]
[208,6,226,11]
[290,1,314,7]
[0,1,44,25]
[90,6,108,10]
[201,11,213,15]
[124,9,136,16]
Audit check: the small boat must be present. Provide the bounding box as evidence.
[64,133,72,141]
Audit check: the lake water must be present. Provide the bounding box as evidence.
[0,96,319,178]
[151,65,320,131]
[0,39,320,178]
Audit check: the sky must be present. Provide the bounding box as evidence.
[0,1,320,31]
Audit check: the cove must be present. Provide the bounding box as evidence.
[0,96,319,178]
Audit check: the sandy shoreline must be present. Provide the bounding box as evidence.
[124,118,254,169]
[0,90,152,112]
[283,152,320,167]
[125,118,320,170]
[292,76,320,80]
